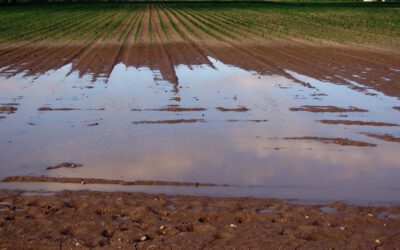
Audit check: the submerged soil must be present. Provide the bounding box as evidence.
[0,190,399,249]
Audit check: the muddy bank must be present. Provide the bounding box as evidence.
[285,137,376,147]
[0,189,399,249]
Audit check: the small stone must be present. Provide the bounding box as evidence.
[159,226,165,230]
[339,226,346,230]
[230,224,237,228]
[140,235,148,241]
[375,239,381,244]
[81,181,85,185]
[118,238,122,242]
[367,213,374,217]
[75,242,80,246]
[305,215,310,219]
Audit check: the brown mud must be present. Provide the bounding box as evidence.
[46,163,84,171]
[38,107,105,112]
[216,106,250,112]
[318,120,399,127]
[133,119,205,124]
[227,119,268,123]
[0,190,399,249]
[147,107,206,112]
[289,106,368,113]
[285,137,376,147]
[360,133,400,143]
[0,106,17,113]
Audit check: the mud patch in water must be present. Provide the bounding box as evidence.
[46,162,83,171]
[289,106,368,113]
[285,137,376,147]
[360,133,400,143]
[133,119,205,124]
[216,106,250,112]
[318,120,399,127]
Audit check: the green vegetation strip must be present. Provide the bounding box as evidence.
[0,2,398,49]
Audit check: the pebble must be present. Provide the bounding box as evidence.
[339,226,346,230]
[230,224,237,228]
[375,239,381,244]
[305,215,310,219]
[75,242,80,246]
[367,213,374,217]
[159,226,165,230]
[140,235,148,241]
[81,181,85,185]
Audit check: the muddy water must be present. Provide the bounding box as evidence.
[0,58,400,204]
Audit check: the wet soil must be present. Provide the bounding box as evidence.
[0,107,17,113]
[216,106,249,112]
[1,42,399,98]
[227,119,268,123]
[318,120,399,127]
[147,107,206,112]
[38,107,105,111]
[0,189,399,249]
[289,106,368,113]
[285,137,376,147]
[46,163,83,171]
[133,119,205,124]
[360,133,400,143]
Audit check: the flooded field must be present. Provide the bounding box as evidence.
[1,44,400,203]
[0,3,400,204]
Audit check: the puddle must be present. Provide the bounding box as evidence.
[0,55,400,204]
[377,212,397,219]
[319,207,339,215]
[21,191,56,197]
[165,205,176,210]
[257,208,277,214]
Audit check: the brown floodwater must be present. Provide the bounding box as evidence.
[0,56,400,204]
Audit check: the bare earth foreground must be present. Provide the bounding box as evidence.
[0,190,399,249]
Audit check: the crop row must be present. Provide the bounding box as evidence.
[0,3,398,49]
